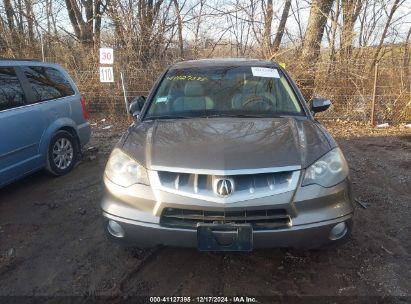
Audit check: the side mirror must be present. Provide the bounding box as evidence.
[310,98,331,114]
[128,96,146,119]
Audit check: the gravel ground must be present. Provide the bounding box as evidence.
[0,118,410,300]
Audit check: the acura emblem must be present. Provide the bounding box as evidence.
[213,177,235,197]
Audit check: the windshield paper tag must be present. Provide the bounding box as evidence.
[156,96,168,103]
[251,67,280,78]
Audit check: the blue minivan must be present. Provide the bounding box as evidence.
[0,59,91,188]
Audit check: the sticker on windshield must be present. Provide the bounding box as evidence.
[156,96,168,103]
[251,67,280,78]
[166,75,207,81]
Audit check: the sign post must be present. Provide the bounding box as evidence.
[120,72,130,118]
[99,48,114,83]
[99,48,114,65]
[99,47,128,116]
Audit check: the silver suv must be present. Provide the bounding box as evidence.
[101,59,353,251]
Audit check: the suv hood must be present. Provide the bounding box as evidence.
[122,117,333,171]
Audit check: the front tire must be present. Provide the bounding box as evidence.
[46,130,78,176]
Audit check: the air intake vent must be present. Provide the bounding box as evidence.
[160,208,291,230]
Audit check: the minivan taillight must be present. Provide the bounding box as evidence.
[80,97,89,120]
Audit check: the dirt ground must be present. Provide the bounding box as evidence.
[0,118,410,300]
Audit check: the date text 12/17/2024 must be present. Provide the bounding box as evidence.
[149,296,257,303]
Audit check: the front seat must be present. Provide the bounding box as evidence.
[232,79,276,110]
[173,81,214,111]
[232,80,260,109]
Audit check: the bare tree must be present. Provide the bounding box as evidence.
[289,0,305,43]
[340,0,363,60]
[404,26,411,109]
[4,0,16,32]
[223,0,254,56]
[106,0,128,49]
[192,0,205,58]
[23,0,34,43]
[369,0,402,69]
[138,0,165,62]
[64,0,106,48]
[300,0,334,99]
[173,0,184,58]
[1,0,36,53]
[262,0,273,57]
[272,0,292,53]
[107,0,178,63]
[301,0,334,66]
[329,0,340,63]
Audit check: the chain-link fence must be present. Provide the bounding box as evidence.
[295,59,411,123]
[73,59,409,123]
[19,42,409,123]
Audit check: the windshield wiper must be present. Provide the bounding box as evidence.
[144,115,193,120]
[144,113,286,120]
[201,113,284,118]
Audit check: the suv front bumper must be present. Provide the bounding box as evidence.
[103,212,352,249]
[101,175,354,249]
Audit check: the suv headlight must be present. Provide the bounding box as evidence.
[302,148,349,187]
[105,148,149,187]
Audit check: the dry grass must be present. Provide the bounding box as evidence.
[2,40,410,123]
[322,119,411,137]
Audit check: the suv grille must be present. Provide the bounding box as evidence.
[156,170,298,203]
[160,208,291,230]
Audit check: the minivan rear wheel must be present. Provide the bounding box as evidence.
[46,130,78,176]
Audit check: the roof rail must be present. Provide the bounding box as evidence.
[0,58,40,62]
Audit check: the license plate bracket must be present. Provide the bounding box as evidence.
[197,223,253,251]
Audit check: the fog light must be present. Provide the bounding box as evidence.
[329,222,347,240]
[107,220,125,238]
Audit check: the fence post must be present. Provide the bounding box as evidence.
[370,63,379,125]
[40,33,45,62]
[120,71,130,119]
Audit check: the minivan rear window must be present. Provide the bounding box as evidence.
[0,67,25,111]
[23,66,75,102]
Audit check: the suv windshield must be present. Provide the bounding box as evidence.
[145,65,303,120]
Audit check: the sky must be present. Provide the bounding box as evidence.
[15,0,411,48]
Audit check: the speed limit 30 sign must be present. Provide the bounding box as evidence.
[99,47,114,83]
[100,48,114,64]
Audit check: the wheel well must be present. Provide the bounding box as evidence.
[58,126,81,153]
[59,126,77,139]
